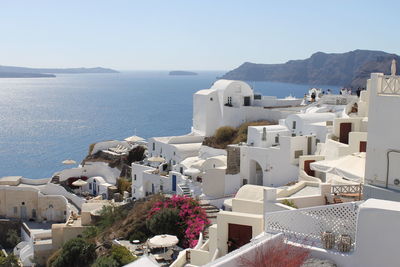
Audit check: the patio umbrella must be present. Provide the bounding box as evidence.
[62,159,77,165]
[72,179,88,187]
[148,234,178,248]
[72,179,87,195]
[147,156,165,163]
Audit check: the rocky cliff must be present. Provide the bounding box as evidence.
[222,50,400,88]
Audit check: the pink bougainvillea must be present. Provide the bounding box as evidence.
[147,195,210,248]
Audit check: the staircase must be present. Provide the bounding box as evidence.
[179,184,192,197]
[200,202,220,239]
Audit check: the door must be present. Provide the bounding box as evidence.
[172,175,177,191]
[304,160,316,177]
[307,137,313,155]
[359,141,367,152]
[228,224,252,252]
[20,205,27,220]
[244,96,251,106]
[93,180,97,195]
[339,123,352,144]
[151,183,155,194]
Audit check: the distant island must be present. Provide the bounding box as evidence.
[169,70,198,76]
[0,65,119,78]
[221,49,400,88]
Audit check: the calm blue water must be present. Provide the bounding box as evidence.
[0,71,340,178]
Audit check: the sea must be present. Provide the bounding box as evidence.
[0,71,341,179]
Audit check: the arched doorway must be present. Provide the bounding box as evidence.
[249,160,263,186]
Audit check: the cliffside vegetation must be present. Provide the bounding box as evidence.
[47,194,209,266]
[203,120,276,149]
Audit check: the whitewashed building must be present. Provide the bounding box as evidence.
[192,80,302,136]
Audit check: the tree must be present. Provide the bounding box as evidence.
[6,229,21,248]
[110,245,137,266]
[91,256,119,267]
[147,208,182,236]
[0,254,19,267]
[51,237,96,267]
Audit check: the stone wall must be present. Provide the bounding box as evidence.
[226,146,241,175]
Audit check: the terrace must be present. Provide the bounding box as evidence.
[265,201,361,252]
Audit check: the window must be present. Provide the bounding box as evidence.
[292,121,297,129]
[254,94,262,100]
[89,183,92,190]
[294,150,303,159]
[243,179,248,185]
[275,135,279,144]
[210,97,213,101]
[134,174,137,181]
[326,121,333,126]
[160,185,163,191]
[152,143,155,151]
[49,204,54,209]
[180,167,183,174]
[21,202,25,205]
[173,151,176,156]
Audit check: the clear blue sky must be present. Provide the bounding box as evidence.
[1,0,400,70]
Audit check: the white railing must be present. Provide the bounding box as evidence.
[265,202,361,251]
[379,75,400,95]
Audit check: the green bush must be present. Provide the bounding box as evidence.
[281,199,298,209]
[111,245,137,266]
[91,256,119,267]
[215,126,237,144]
[83,226,99,239]
[6,229,21,248]
[96,205,127,231]
[50,237,96,267]
[0,254,19,267]
[147,208,182,237]
[117,178,132,194]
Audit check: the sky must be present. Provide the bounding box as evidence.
[1,0,400,71]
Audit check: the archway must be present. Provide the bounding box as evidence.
[249,160,263,186]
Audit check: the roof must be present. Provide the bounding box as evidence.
[171,143,203,153]
[288,112,336,122]
[235,185,273,201]
[123,255,159,267]
[360,198,400,212]
[250,125,288,132]
[0,176,22,186]
[195,89,215,95]
[124,136,145,142]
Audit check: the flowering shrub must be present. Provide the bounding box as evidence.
[238,238,310,267]
[147,195,210,248]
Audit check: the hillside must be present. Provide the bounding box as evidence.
[0,65,118,78]
[222,50,400,88]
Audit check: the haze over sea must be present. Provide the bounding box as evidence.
[0,71,340,179]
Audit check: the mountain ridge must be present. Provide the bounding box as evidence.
[221,50,400,88]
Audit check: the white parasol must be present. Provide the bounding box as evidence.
[148,234,178,248]
[62,159,77,165]
[147,156,165,163]
[72,179,88,187]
